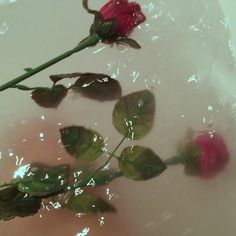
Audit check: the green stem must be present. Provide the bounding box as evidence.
[0,34,100,92]
[85,170,123,187]
[164,155,182,166]
[106,152,120,159]
[0,137,126,199]
[73,136,126,189]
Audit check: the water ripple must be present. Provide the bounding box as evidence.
[0,0,17,6]
[0,22,8,35]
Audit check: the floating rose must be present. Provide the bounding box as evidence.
[99,0,146,37]
[84,0,145,48]
[165,132,229,178]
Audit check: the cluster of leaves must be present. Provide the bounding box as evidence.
[0,90,167,221]
[12,72,122,108]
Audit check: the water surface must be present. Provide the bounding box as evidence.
[0,0,236,235]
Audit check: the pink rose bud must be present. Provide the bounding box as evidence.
[183,132,229,178]
[99,0,146,37]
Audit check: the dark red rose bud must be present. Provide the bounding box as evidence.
[99,0,146,37]
[182,132,229,178]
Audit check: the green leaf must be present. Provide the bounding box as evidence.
[119,145,166,180]
[116,37,141,49]
[31,85,68,108]
[65,192,115,214]
[60,126,105,161]
[73,73,122,101]
[0,185,41,221]
[112,90,155,140]
[14,163,70,197]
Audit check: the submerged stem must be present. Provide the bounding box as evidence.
[73,136,126,189]
[164,155,182,166]
[57,136,127,195]
[0,34,100,92]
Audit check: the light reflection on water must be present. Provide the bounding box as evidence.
[13,164,30,178]
[0,0,17,6]
[75,227,90,236]
[0,22,8,35]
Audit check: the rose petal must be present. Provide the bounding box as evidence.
[99,0,146,36]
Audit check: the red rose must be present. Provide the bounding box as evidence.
[99,0,146,36]
[183,132,229,178]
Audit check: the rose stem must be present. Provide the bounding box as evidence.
[164,155,182,166]
[0,34,100,92]
[67,136,127,192]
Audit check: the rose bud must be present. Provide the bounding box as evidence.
[99,0,146,37]
[84,0,146,47]
[165,132,229,178]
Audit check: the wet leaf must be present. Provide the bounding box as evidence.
[116,37,141,49]
[119,145,166,180]
[49,73,83,84]
[65,192,115,213]
[112,90,155,140]
[60,126,105,161]
[0,185,41,221]
[31,85,68,108]
[14,163,70,197]
[73,73,121,101]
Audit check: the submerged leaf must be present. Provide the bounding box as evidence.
[119,145,166,180]
[73,73,121,101]
[112,90,155,140]
[49,73,83,84]
[49,72,121,101]
[14,163,70,197]
[65,192,115,213]
[60,126,105,161]
[116,37,141,49]
[0,185,41,221]
[31,85,68,108]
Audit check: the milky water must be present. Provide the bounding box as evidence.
[0,0,236,235]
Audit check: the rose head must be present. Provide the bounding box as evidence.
[99,0,146,37]
[182,132,229,178]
